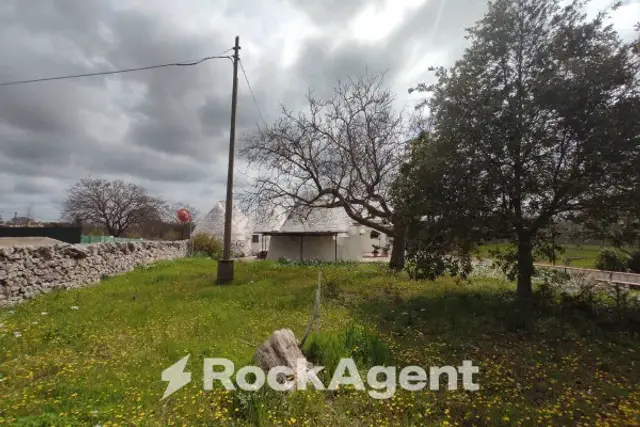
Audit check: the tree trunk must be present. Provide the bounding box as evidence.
[105,225,124,237]
[516,234,534,300]
[389,227,406,271]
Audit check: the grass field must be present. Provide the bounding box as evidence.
[1,259,639,426]
[476,243,613,268]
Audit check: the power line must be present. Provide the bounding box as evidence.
[0,51,233,87]
[239,59,267,126]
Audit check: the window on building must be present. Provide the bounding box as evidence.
[370,231,380,239]
[252,234,260,243]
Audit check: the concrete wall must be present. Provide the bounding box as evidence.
[0,241,188,307]
[360,230,389,255]
[338,235,364,262]
[345,224,391,256]
[231,238,253,257]
[267,234,366,262]
[251,234,271,255]
[267,235,341,262]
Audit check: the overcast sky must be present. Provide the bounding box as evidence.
[0,0,637,221]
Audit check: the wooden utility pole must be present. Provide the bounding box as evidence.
[217,35,240,284]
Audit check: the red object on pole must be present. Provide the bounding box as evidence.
[177,208,191,224]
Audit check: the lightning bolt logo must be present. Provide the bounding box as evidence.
[161,355,192,399]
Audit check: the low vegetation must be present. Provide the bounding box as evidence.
[477,243,613,269]
[1,259,639,426]
[477,243,640,274]
[595,249,640,274]
[190,233,223,258]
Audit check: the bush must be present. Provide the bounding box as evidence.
[595,249,628,272]
[626,251,640,274]
[406,250,472,281]
[191,233,223,258]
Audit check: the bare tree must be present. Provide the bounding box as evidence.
[241,72,409,269]
[62,177,164,237]
[25,205,34,224]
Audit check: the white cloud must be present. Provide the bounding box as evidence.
[350,0,428,42]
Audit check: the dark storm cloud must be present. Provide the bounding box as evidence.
[0,0,493,220]
[0,1,236,181]
[12,180,57,195]
[102,8,234,160]
[0,133,76,166]
[200,99,232,138]
[86,144,217,184]
[6,0,112,36]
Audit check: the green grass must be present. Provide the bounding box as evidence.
[0,259,638,426]
[476,242,614,268]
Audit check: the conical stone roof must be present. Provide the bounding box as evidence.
[193,201,251,242]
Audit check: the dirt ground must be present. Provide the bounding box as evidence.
[0,237,65,248]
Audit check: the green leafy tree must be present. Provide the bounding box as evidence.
[578,23,640,256]
[397,0,640,299]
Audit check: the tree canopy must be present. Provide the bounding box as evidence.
[397,0,640,298]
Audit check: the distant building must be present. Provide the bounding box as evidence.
[192,201,253,256]
[260,207,391,262]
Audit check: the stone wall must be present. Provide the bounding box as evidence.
[0,241,188,307]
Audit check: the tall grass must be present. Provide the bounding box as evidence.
[1,259,638,425]
[304,324,393,377]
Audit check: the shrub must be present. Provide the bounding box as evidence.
[191,233,223,258]
[595,249,628,272]
[626,251,640,274]
[406,251,472,280]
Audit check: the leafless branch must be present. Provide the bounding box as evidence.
[241,72,408,237]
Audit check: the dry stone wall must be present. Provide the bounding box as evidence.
[0,241,187,307]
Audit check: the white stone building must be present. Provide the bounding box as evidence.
[192,201,252,255]
[259,207,390,262]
